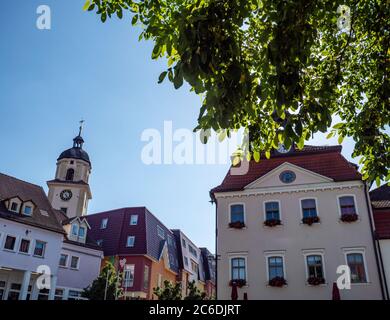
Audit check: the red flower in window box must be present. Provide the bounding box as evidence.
[302,216,320,225]
[340,214,358,222]
[229,279,247,288]
[268,276,287,287]
[307,276,325,286]
[264,219,282,227]
[229,221,246,229]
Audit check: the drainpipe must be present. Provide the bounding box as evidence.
[364,183,388,300]
[212,198,218,300]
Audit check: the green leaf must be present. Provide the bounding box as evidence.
[132,15,138,25]
[158,71,168,84]
[83,0,91,11]
[338,135,344,144]
[253,151,260,162]
[265,150,271,159]
[333,123,344,129]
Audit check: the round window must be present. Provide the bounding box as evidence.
[279,170,296,183]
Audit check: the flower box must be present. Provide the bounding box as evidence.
[264,219,282,227]
[229,279,247,288]
[340,213,358,222]
[302,216,320,225]
[307,276,325,286]
[268,276,287,287]
[229,221,246,229]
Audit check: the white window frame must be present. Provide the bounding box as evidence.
[263,200,282,222]
[264,251,286,281]
[22,204,33,216]
[70,256,80,270]
[157,225,165,239]
[100,218,108,229]
[71,223,79,236]
[3,234,17,252]
[299,197,320,219]
[229,203,246,224]
[337,194,359,217]
[33,240,46,258]
[302,250,327,285]
[343,248,369,284]
[130,215,139,226]
[126,236,135,247]
[59,254,69,268]
[9,201,20,213]
[228,254,248,283]
[18,238,31,255]
[78,226,86,239]
[123,264,135,288]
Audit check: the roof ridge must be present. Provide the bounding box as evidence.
[0,172,43,189]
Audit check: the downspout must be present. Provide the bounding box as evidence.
[214,199,218,300]
[364,183,388,300]
[377,238,389,300]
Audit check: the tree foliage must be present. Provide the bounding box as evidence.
[82,261,123,300]
[184,280,207,300]
[153,280,182,300]
[83,0,389,184]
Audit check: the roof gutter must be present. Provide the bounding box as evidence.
[364,183,389,300]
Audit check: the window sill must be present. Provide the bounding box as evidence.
[59,265,68,269]
[263,224,284,228]
[18,251,30,256]
[70,267,79,271]
[306,283,328,287]
[350,282,371,286]
[3,248,16,253]
[33,255,44,259]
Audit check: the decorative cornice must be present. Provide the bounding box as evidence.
[214,181,365,199]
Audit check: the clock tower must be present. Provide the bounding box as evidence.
[47,122,92,219]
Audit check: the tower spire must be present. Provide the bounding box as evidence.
[73,120,85,148]
[79,119,85,136]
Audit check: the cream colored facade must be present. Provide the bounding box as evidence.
[379,240,390,292]
[215,162,383,300]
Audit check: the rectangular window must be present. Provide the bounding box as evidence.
[130,215,138,225]
[59,254,68,267]
[8,283,21,300]
[230,204,244,223]
[0,281,6,301]
[68,290,82,300]
[184,256,189,266]
[123,265,135,288]
[33,241,46,257]
[4,235,16,251]
[182,238,187,248]
[23,206,33,216]
[191,260,199,274]
[126,236,135,247]
[167,235,173,246]
[231,258,246,280]
[268,256,284,279]
[347,253,367,283]
[70,256,79,269]
[144,265,150,289]
[54,289,64,301]
[265,202,280,221]
[96,239,103,246]
[10,202,19,212]
[339,196,357,215]
[301,199,317,218]
[78,226,86,238]
[306,255,324,279]
[19,239,30,254]
[157,225,165,239]
[71,224,78,236]
[60,207,67,214]
[100,218,108,229]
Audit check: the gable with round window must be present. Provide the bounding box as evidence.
[279,170,296,183]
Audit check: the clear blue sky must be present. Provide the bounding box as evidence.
[0,0,361,251]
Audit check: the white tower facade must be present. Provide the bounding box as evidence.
[48,124,92,219]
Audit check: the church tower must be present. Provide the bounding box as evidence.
[47,122,92,218]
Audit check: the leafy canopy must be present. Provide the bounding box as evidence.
[83,0,389,185]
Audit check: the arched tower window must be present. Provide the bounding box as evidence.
[66,168,75,181]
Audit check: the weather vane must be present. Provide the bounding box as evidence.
[79,119,85,136]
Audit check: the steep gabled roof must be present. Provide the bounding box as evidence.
[0,172,64,234]
[210,145,361,196]
[370,184,390,239]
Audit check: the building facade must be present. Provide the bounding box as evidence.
[200,247,216,298]
[211,145,385,300]
[86,207,179,300]
[371,184,390,299]
[172,229,206,296]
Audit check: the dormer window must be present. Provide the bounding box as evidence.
[23,205,33,216]
[78,226,86,238]
[10,202,19,212]
[71,224,79,236]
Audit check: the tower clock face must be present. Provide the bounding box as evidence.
[277,143,291,154]
[60,189,73,201]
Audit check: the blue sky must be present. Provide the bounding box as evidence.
[0,0,361,251]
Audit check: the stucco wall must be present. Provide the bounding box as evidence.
[216,184,382,300]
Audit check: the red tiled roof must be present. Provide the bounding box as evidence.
[210,145,361,195]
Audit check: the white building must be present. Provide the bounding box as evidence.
[211,145,386,300]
